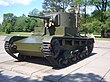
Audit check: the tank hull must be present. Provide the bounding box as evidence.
[4,35,94,68]
[15,36,44,57]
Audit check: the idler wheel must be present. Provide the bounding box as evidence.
[5,41,18,59]
[5,40,30,61]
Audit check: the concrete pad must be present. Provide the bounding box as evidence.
[7,61,52,76]
[0,60,28,71]
[25,62,52,69]
[95,40,110,49]
[0,37,110,82]
[0,69,48,82]
[3,60,28,65]
[0,55,14,63]
[0,36,6,41]
[30,47,107,82]
[0,69,28,82]
[59,49,110,82]
[101,70,110,82]
[12,65,49,76]
[0,68,3,71]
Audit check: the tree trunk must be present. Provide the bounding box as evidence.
[101,29,105,37]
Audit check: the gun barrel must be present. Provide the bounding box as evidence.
[28,15,50,20]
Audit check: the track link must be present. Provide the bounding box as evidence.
[4,36,27,60]
[42,38,94,68]
[5,41,18,59]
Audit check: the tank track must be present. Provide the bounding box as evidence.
[5,41,18,59]
[4,36,27,61]
[43,38,94,68]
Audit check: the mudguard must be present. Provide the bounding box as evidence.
[4,36,27,42]
[42,36,54,43]
[4,36,14,41]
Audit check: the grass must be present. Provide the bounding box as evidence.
[0,32,110,41]
[95,36,110,41]
[0,32,33,36]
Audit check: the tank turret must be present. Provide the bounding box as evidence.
[29,12,78,36]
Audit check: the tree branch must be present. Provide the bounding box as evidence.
[95,4,101,11]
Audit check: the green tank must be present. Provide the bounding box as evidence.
[4,12,94,68]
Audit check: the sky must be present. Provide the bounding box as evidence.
[0,0,96,24]
[0,0,43,24]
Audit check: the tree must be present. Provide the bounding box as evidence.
[5,23,12,34]
[14,17,29,32]
[106,17,110,30]
[2,13,16,33]
[29,19,36,31]
[14,16,42,32]
[88,0,110,37]
[42,0,73,12]
[29,8,39,16]
[21,14,26,17]
[73,0,110,37]
[0,24,2,32]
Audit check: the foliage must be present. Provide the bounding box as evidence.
[1,12,44,33]
[13,17,43,32]
[29,8,39,16]
[42,0,73,12]
[1,1,110,36]
[105,10,110,30]
[0,24,2,32]
[2,13,15,33]
[14,17,28,32]
[5,23,12,34]
[73,0,110,37]
[88,0,110,37]
[81,19,102,33]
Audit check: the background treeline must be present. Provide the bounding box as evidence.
[0,9,44,34]
[0,0,110,37]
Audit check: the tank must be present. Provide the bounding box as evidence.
[4,12,94,68]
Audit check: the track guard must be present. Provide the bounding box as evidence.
[4,36,27,42]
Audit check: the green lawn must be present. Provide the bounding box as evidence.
[94,35,110,41]
[0,32,110,41]
[95,37,110,41]
[0,32,33,36]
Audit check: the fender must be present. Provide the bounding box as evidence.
[4,36,27,42]
[42,36,53,43]
[4,36,14,41]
